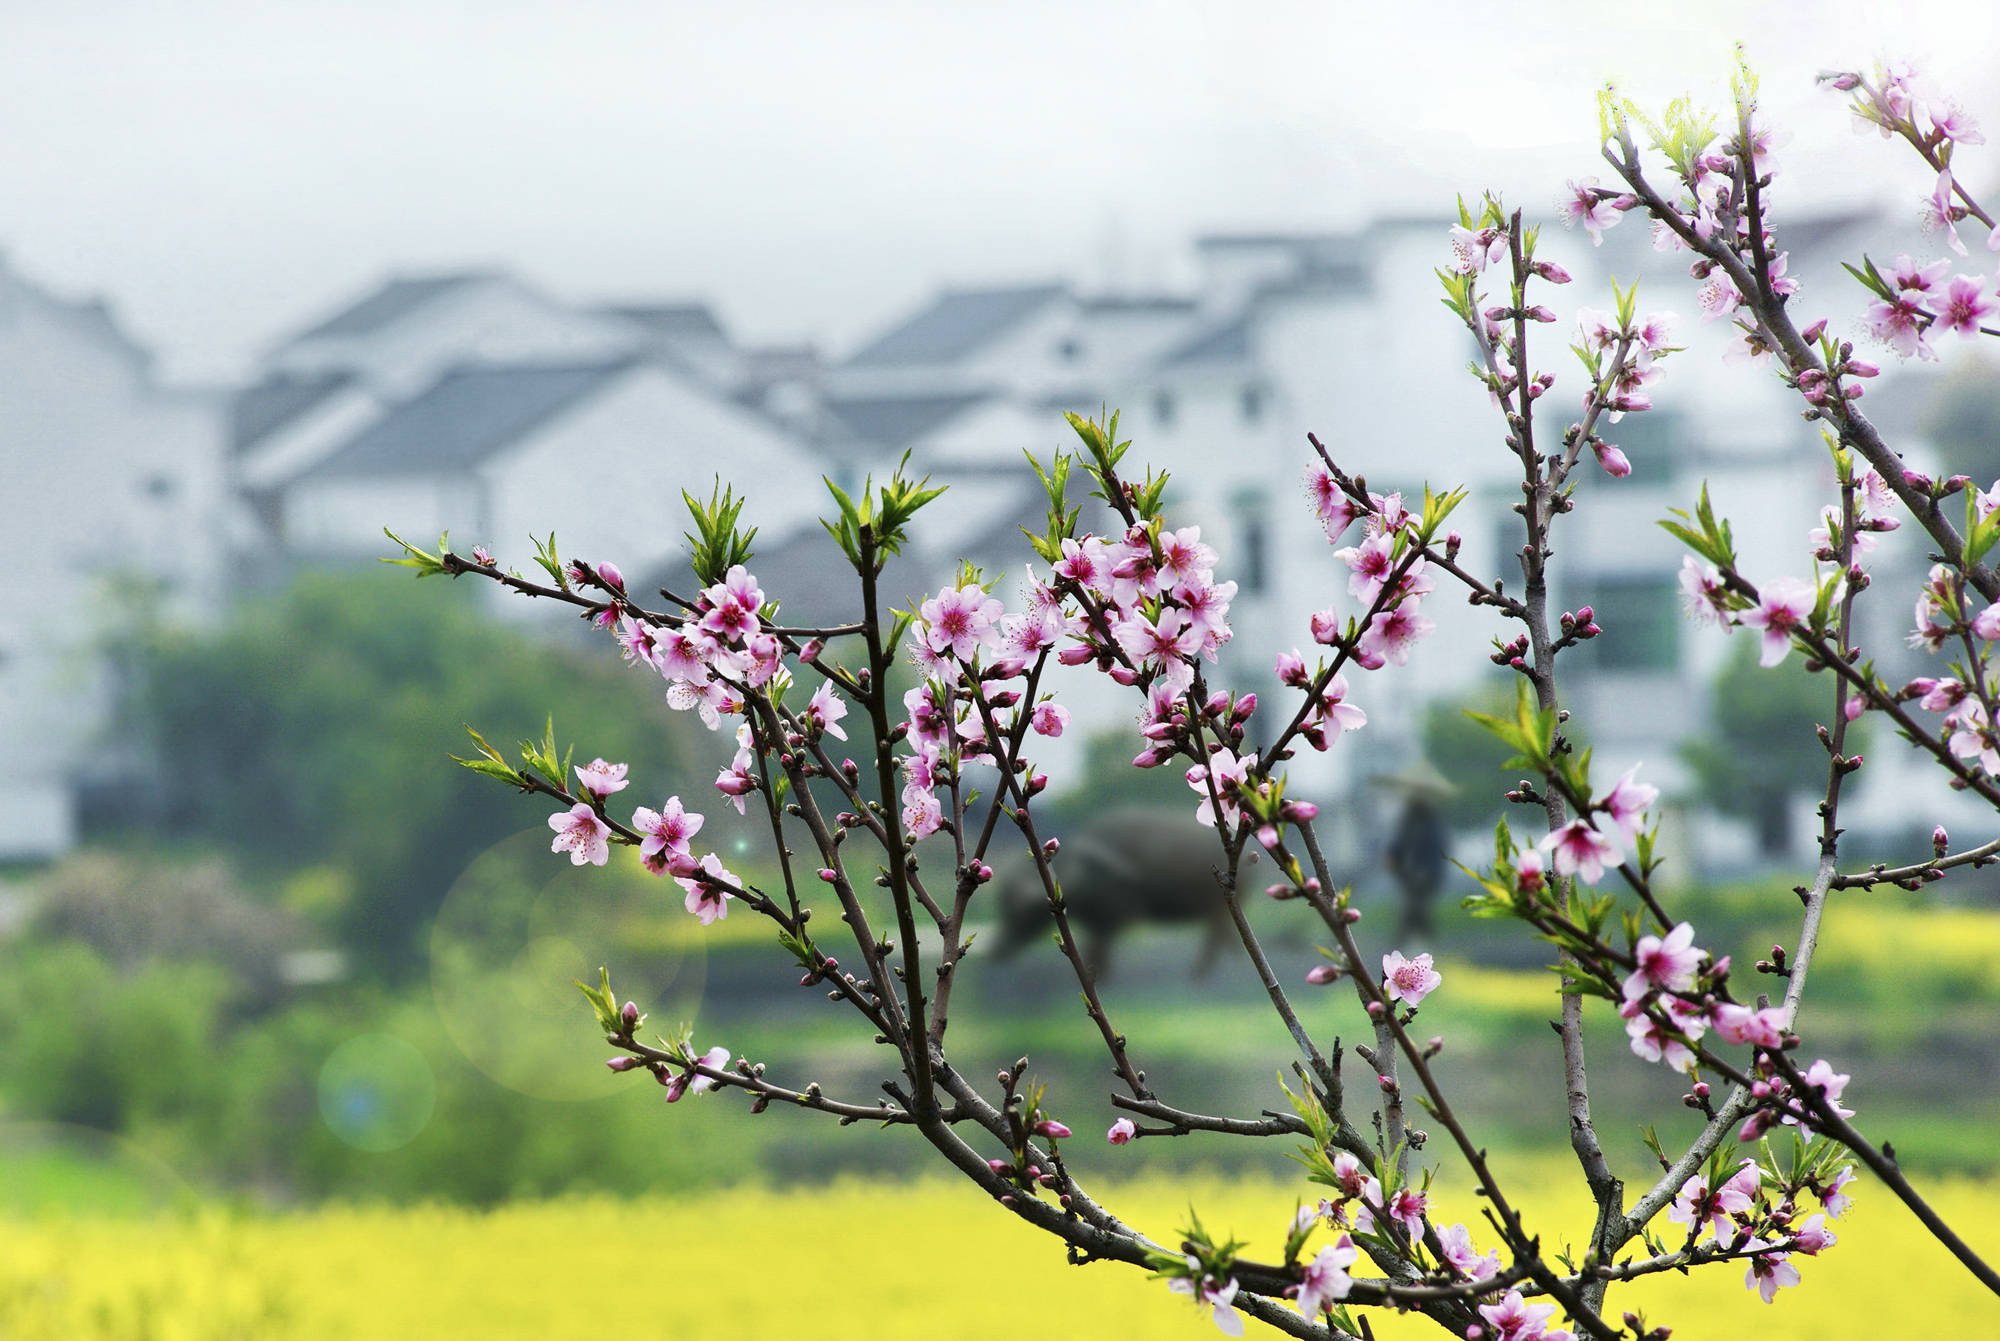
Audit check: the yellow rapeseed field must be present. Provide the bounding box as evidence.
[2,1165,1994,1339]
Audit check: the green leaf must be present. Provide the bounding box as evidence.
[381,528,448,577]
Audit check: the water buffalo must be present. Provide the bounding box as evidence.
[986,807,1243,979]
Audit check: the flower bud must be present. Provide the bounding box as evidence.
[1034,1119,1072,1139]
[817,867,838,883]
[598,561,625,591]
[1306,964,1341,985]
[1934,825,1950,857]
[606,1056,642,1072]
[621,1001,640,1028]
[1801,318,1828,343]
[988,1159,1012,1174]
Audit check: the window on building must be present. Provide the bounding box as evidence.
[1232,491,1271,595]
[1240,384,1264,424]
[1587,410,1685,484]
[1572,574,1681,672]
[1154,390,1177,427]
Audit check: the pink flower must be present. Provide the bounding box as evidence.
[676,852,737,925]
[1334,533,1396,602]
[1744,1243,1801,1303]
[1439,1222,1500,1280]
[1054,536,1114,593]
[1864,293,1936,360]
[1541,821,1619,885]
[1934,274,1995,337]
[1115,606,1200,692]
[1106,1117,1137,1145]
[698,565,764,640]
[1305,463,1364,539]
[1788,1058,1855,1123]
[1168,1270,1244,1337]
[1593,442,1632,477]
[1737,578,1815,667]
[1478,1288,1569,1341]
[548,803,612,866]
[1931,100,1984,146]
[1382,950,1441,1006]
[714,754,757,815]
[1329,1152,1382,1209]
[1923,168,1969,257]
[664,1044,730,1101]
[1820,1165,1857,1217]
[631,796,703,876]
[1385,1185,1428,1237]
[1622,921,1700,1002]
[1558,177,1623,244]
[1697,273,1742,322]
[1670,1160,1761,1243]
[1275,648,1309,687]
[1158,526,1217,589]
[574,758,629,798]
[1303,674,1367,750]
[1601,767,1659,842]
[804,681,849,740]
[1623,1007,1695,1071]
[1512,845,1547,895]
[1714,1002,1787,1048]
[921,584,1004,663]
[1448,224,1507,275]
[1031,701,1070,737]
[1186,749,1255,828]
[1891,252,1953,295]
[1356,602,1434,669]
[902,788,944,840]
[1294,1235,1358,1315]
[1792,1213,1838,1255]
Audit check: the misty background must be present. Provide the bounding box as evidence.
[3,6,2000,1314]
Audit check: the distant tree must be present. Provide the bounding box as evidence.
[132,572,698,974]
[1680,639,1869,856]
[1922,354,2000,485]
[1418,679,1570,831]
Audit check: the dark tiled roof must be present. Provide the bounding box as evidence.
[1078,294,1198,314]
[1159,318,1252,368]
[232,370,356,453]
[301,360,632,480]
[601,304,729,342]
[821,392,991,451]
[844,285,1067,367]
[291,274,493,343]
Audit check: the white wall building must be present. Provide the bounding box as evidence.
[0,255,228,858]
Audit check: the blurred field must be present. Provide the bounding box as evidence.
[1,1165,1995,1339]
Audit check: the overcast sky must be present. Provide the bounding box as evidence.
[2,1,1994,382]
